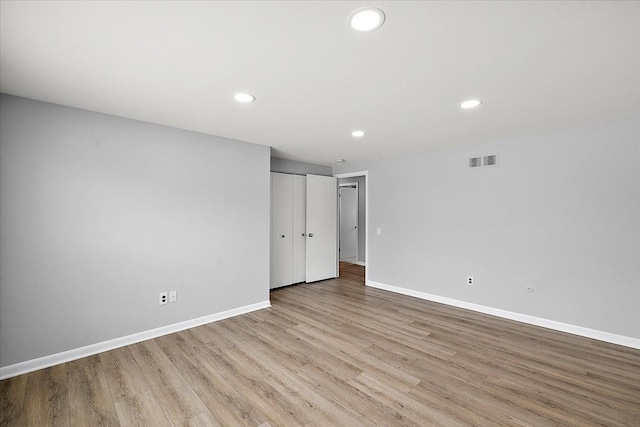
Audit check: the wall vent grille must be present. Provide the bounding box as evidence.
[483,154,498,166]
[469,154,498,168]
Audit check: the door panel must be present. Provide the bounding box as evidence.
[306,175,337,282]
[270,173,293,289]
[292,175,306,283]
[339,186,358,261]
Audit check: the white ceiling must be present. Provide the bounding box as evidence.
[2,1,639,166]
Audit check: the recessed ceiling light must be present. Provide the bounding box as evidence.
[349,8,385,32]
[233,93,255,103]
[460,99,482,109]
[351,130,366,137]
[335,159,346,164]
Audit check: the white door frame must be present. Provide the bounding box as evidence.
[334,171,368,285]
[338,182,359,264]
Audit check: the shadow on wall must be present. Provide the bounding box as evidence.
[271,157,333,176]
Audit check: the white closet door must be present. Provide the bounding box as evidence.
[270,173,293,289]
[306,175,338,282]
[292,175,307,283]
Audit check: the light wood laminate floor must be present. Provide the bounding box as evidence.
[2,265,639,426]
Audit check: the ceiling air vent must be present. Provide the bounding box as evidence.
[469,157,482,168]
[483,154,498,167]
[469,154,498,169]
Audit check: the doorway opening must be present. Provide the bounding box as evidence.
[339,183,358,264]
[335,171,367,285]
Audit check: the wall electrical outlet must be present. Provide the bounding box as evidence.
[467,276,474,286]
[526,286,534,293]
[169,290,177,303]
[159,292,168,305]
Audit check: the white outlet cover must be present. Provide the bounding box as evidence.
[169,291,177,303]
[376,228,382,235]
[467,276,474,286]
[526,286,534,293]
[159,292,168,305]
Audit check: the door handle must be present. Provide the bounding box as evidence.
[308,233,314,237]
[281,235,285,238]
[301,233,306,236]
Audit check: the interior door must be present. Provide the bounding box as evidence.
[291,175,306,283]
[270,173,293,289]
[306,174,338,282]
[339,186,358,262]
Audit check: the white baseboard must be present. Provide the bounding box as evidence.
[356,261,366,266]
[367,281,640,350]
[0,300,271,380]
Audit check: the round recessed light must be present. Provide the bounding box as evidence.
[349,8,385,32]
[233,93,255,103]
[335,159,346,164]
[460,99,482,109]
[351,130,366,137]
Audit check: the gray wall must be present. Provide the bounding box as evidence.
[0,94,271,367]
[338,176,366,264]
[271,157,332,176]
[334,116,640,339]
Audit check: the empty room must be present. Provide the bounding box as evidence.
[1,1,639,426]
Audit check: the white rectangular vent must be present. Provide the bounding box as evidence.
[469,154,498,168]
[483,154,498,166]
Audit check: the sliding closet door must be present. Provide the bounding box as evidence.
[270,173,293,288]
[306,174,338,282]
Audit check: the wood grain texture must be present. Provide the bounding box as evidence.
[2,263,639,426]
[100,346,149,400]
[23,365,69,427]
[114,391,169,427]
[338,261,365,285]
[0,374,27,426]
[180,411,222,427]
[67,355,119,427]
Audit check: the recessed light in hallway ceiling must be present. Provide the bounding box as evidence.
[233,93,255,103]
[460,99,482,109]
[351,130,366,137]
[349,8,385,32]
